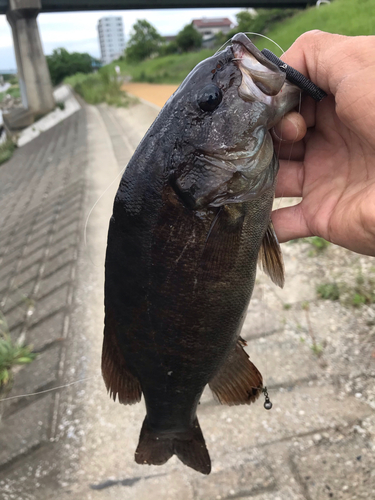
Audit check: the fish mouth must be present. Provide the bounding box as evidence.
[231,33,286,103]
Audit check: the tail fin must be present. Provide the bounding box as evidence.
[135,417,211,475]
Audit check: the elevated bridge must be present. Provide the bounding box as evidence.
[0,0,317,14]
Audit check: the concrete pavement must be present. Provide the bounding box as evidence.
[0,99,374,500]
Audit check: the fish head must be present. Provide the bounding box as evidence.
[169,34,300,210]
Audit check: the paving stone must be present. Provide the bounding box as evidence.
[0,259,18,282]
[235,487,305,500]
[291,432,375,500]
[0,394,53,468]
[193,459,275,500]
[30,284,69,325]
[43,247,76,275]
[6,228,31,249]
[9,278,36,301]
[1,345,61,416]
[12,262,39,290]
[246,331,325,388]
[49,232,78,253]
[24,227,51,250]
[198,385,372,457]
[27,310,65,351]
[37,265,72,299]
[25,236,49,257]
[54,221,80,243]
[0,245,24,267]
[55,212,80,230]
[114,473,195,500]
[19,247,46,273]
[242,300,284,339]
[1,288,29,316]
[4,304,26,331]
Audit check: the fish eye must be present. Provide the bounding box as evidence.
[198,84,223,112]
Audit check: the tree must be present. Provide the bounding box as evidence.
[227,9,297,40]
[46,48,100,86]
[175,24,202,53]
[125,20,163,62]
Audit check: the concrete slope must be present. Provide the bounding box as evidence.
[0,100,374,500]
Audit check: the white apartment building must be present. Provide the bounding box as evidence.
[97,17,126,65]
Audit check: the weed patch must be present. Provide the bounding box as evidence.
[317,282,340,301]
[0,85,20,103]
[317,273,375,307]
[0,139,15,166]
[0,312,36,397]
[65,69,134,107]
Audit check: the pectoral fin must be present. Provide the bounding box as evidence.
[258,220,284,288]
[201,205,245,274]
[208,341,263,405]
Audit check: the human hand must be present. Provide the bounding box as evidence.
[271,30,375,256]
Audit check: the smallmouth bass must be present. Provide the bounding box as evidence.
[102,34,300,475]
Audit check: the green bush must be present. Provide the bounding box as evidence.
[47,48,100,86]
[0,85,21,103]
[175,24,202,53]
[65,68,132,107]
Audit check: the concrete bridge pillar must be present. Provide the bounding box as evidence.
[6,0,55,119]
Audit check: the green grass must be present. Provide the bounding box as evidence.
[104,0,375,86]
[317,282,340,301]
[0,139,15,166]
[317,273,375,307]
[109,49,213,84]
[0,312,36,393]
[254,0,375,54]
[65,69,134,106]
[0,85,20,103]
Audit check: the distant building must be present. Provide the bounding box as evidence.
[192,17,234,40]
[97,17,126,65]
[163,35,177,43]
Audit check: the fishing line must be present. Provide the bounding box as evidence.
[214,38,234,55]
[0,375,99,403]
[83,166,125,267]
[215,32,285,56]
[243,32,285,54]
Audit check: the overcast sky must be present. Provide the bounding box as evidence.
[0,8,242,70]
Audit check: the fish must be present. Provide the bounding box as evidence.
[102,33,300,475]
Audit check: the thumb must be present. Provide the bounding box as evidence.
[280,30,372,96]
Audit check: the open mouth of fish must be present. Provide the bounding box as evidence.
[231,33,288,105]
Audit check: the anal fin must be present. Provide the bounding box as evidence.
[209,342,263,405]
[258,220,285,288]
[101,310,142,405]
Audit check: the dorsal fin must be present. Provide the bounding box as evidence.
[258,220,284,288]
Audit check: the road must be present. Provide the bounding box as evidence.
[122,82,179,108]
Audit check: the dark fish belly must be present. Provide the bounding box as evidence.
[105,182,274,436]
